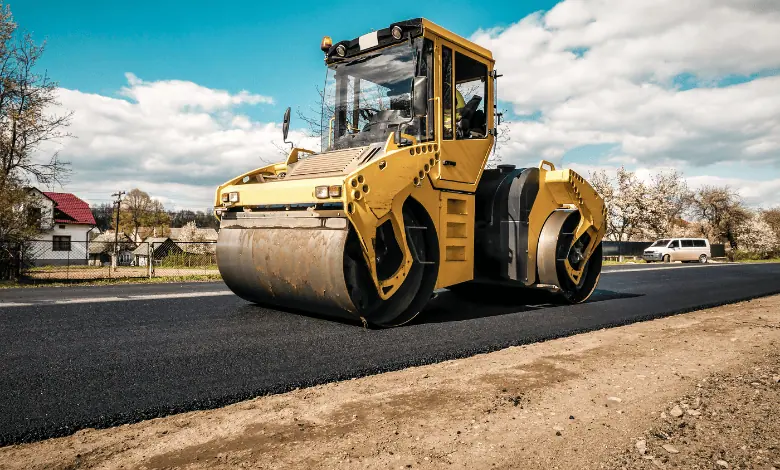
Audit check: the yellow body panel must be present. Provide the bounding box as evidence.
[342,139,440,299]
[427,36,495,193]
[435,192,475,287]
[217,174,344,209]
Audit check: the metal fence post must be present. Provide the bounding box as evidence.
[14,244,21,279]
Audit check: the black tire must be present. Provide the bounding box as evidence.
[557,242,602,304]
[699,254,708,264]
[663,254,671,263]
[343,199,438,327]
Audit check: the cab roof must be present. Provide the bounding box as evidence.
[420,18,493,62]
[324,18,494,65]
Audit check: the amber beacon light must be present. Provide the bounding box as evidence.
[320,36,332,52]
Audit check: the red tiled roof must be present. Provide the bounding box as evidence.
[42,192,96,225]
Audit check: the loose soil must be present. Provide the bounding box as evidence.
[1,296,779,470]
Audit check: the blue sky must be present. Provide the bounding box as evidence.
[15,0,557,124]
[13,0,780,210]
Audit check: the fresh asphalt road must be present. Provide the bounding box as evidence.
[1,262,780,445]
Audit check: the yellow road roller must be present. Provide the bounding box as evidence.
[214,18,606,327]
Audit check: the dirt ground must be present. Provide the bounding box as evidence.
[2,296,779,470]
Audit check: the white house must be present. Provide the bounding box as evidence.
[26,188,97,266]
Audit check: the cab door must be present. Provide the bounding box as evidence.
[432,39,493,190]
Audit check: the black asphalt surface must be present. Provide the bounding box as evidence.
[1,262,779,445]
[0,281,229,304]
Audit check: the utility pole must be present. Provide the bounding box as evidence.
[111,191,125,271]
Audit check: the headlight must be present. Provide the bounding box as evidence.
[336,44,346,57]
[315,185,342,199]
[229,192,239,202]
[315,186,329,199]
[391,25,403,40]
[221,193,229,202]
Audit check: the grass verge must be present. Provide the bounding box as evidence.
[0,274,222,289]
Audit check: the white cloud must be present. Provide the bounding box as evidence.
[686,175,780,207]
[121,73,274,112]
[474,0,780,175]
[41,74,316,210]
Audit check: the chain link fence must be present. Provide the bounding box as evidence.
[3,237,731,282]
[1,239,219,282]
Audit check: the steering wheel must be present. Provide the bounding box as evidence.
[359,107,380,121]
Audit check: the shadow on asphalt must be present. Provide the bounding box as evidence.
[415,288,644,324]
[234,288,643,328]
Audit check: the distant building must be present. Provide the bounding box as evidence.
[132,237,182,266]
[88,231,136,266]
[26,189,97,266]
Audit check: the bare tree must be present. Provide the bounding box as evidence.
[0,178,37,241]
[178,220,207,254]
[691,186,750,251]
[761,207,780,243]
[119,188,170,239]
[644,170,692,239]
[738,211,779,258]
[590,167,649,242]
[296,85,331,146]
[90,202,115,232]
[0,3,71,193]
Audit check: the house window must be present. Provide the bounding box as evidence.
[52,236,71,251]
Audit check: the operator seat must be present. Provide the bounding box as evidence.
[457,95,484,138]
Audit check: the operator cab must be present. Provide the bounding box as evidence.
[321,18,495,189]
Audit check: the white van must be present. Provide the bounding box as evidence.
[642,238,711,263]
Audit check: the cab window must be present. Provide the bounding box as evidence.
[454,52,488,140]
[441,46,453,140]
[418,38,435,141]
[669,240,680,248]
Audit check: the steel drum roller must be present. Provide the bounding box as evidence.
[216,217,358,320]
